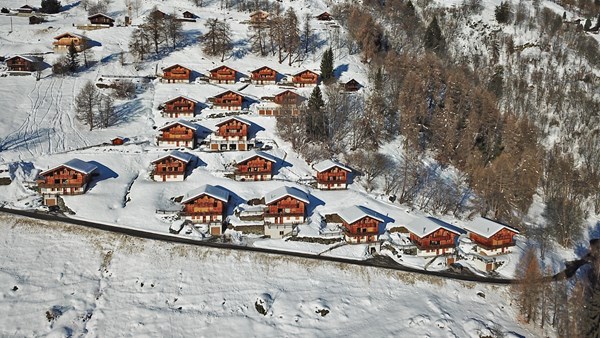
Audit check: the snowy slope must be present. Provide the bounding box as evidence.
[0,214,539,337]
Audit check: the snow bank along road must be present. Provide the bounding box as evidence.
[0,207,514,285]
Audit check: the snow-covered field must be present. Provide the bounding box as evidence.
[0,214,539,337]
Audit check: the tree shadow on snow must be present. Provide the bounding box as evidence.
[333,63,349,79]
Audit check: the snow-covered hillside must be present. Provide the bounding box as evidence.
[0,214,537,337]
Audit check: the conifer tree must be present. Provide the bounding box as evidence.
[305,86,327,140]
[320,48,334,84]
[424,17,444,54]
[584,18,592,31]
[67,41,79,72]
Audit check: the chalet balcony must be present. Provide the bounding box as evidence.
[476,240,516,250]
[342,227,378,236]
[158,133,194,140]
[264,211,304,218]
[153,169,185,175]
[317,178,346,184]
[235,168,271,175]
[38,182,85,189]
[412,241,455,250]
[212,134,247,141]
[180,210,222,216]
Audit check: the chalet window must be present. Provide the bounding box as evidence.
[54,179,60,184]
[72,174,77,179]
[279,231,284,236]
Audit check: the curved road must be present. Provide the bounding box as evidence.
[0,207,516,285]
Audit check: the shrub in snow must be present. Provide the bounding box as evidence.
[255,293,273,316]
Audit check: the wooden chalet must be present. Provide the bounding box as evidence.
[111,136,125,145]
[249,10,269,25]
[151,151,193,182]
[180,184,229,235]
[338,206,383,244]
[263,186,310,238]
[344,79,361,92]
[18,5,35,13]
[463,217,520,255]
[5,55,38,72]
[209,65,237,84]
[88,13,115,27]
[53,32,87,52]
[314,159,351,190]
[162,96,196,118]
[37,159,98,205]
[156,120,197,148]
[210,116,254,151]
[251,66,277,85]
[234,150,278,181]
[182,11,195,19]
[316,12,333,21]
[151,9,167,19]
[292,70,319,87]
[209,90,243,110]
[404,217,464,257]
[162,64,191,83]
[258,90,304,116]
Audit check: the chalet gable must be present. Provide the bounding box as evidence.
[405,217,464,238]
[210,65,237,75]
[88,13,115,21]
[151,150,193,164]
[236,150,278,165]
[53,32,85,41]
[211,90,243,100]
[264,186,310,205]
[463,216,520,239]
[216,116,251,128]
[164,96,196,105]
[313,159,351,173]
[338,205,384,225]
[181,184,229,204]
[40,158,97,176]
[162,64,190,73]
[158,120,197,131]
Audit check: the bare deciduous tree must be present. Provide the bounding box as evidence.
[75,81,100,131]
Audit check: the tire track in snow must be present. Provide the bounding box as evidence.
[0,80,41,156]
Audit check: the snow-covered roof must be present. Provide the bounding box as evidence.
[6,55,38,63]
[404,217,464,238]
[236,150,278,164]
[158,120,197,131]
[209,65,237,73]
[162,64,190,71]
[211,90,244,99]
[181,184,229,204]
[53,32,85,40]
[88,13,114,20]
[151,150,193,164]
[338,205,383,225]
[313,159,351,173]
[463,216,520,238]
[264,186,310,205]
[293,69,319,76]
[41,158,97,176]
[163,95,197,104]
[251,65,277,73]
[215,116,251,127]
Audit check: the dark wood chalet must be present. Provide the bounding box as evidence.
[210,117,254,151]
[182,11,195,19]
[339,206,383,244]
[464,217,520,255]
[314,159,351,190]
[234,151,277,181]
[18,5,35,13]
[209,90,243,110]
[5,55,38,72]
[37,158,97,200]
[157,120,197,148]
[88,13,115,26]
[162,96,196,118]
[344,79,361,92]
[263,186,310,225]
[180,184,229,235]
[53,32,87,52]
[151,9,167,19]
[292,70,319,87]
[405,217,464,256]
[251,66,277,85]
[316,12,333,21]
[209,65,237,84]
[162,64,191,83]
[151,151,193,182]
[258,90,304,116]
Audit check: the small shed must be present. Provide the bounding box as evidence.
[111,136,125,145]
